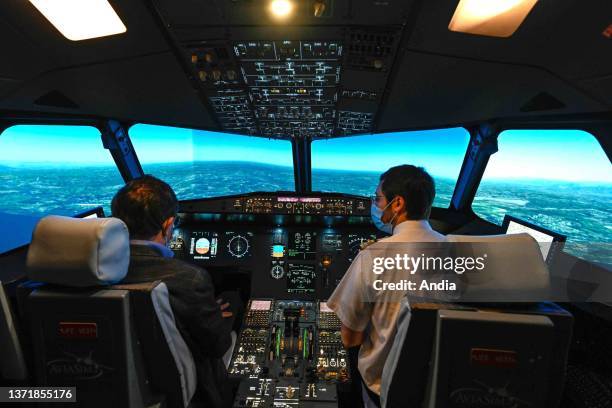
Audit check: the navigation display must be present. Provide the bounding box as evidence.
[347,233,377,262]
[225,231,253,259]
[321,233,343,253]
[287,263,316,293]
[189,231,219,260]
[288,232,317,260]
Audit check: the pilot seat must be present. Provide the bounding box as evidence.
[380,233,574,408]
[21,215,198,408]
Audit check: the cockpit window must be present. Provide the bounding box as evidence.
[311,127,470,207]
[473,129,612,265]
[0,125,123,216]
[129,124,295,198]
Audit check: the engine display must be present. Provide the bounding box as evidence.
[287,263,317,294]
[288,232,317,260]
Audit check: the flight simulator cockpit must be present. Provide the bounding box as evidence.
[0,1,611,408]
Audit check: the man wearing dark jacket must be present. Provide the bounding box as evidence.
[111,175,234,407]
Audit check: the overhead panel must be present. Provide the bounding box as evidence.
[176,25,403,139]
[236,40,341,138]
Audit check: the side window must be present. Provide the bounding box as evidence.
[473,129,611,265]
[0,125,123,217]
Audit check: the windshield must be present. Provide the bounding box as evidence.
[129,124,295,198]
[0,125,123,216]
[311,127,470,207]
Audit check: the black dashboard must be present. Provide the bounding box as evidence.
[169,192,378,406]
[171,192,379,300]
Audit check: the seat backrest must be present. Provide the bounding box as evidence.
[0,280,28,381]
[424,309,554,408]
[23,215,196,407]
[381,300,573,408]
[27,287,150,406]
[111,281,197,408]
[447,233,550,302]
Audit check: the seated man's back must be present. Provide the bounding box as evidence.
[327,165,447,405]
[112,175,233,408]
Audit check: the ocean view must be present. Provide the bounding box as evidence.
[0,161,609,264]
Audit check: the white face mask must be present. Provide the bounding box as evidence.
[370,198,398,234]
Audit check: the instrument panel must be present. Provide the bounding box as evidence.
[183,231,255,261]
[180,192,371,216]
[241,195,369,216]
[170,193,381,406]
[171,223,377,299]
[231,299,350,408]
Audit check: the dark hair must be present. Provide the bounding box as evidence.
[111,175,178,239]
[380,165,435,220]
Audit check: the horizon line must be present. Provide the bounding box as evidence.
[1,160,611,184]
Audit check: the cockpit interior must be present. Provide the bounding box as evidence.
[0,1,611,407]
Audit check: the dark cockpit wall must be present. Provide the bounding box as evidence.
[0,1,612,406]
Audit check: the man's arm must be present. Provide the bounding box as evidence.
[341,323,364,348]
[327,251,372,348]
[170,264,232,358]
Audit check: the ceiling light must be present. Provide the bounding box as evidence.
[313,1,327,18]
[29,0,127,41]
[448,0,538,38]
[270,0,294,19]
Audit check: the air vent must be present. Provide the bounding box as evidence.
[520,92,565,112]
[34,90,79,109]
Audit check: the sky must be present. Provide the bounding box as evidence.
[130,124,294,167]
[0,124,610,183]
[311,127,470,179]
[483,129,612,183]
[0,125,114,165]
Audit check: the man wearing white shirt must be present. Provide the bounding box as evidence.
[327,165,446,407]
